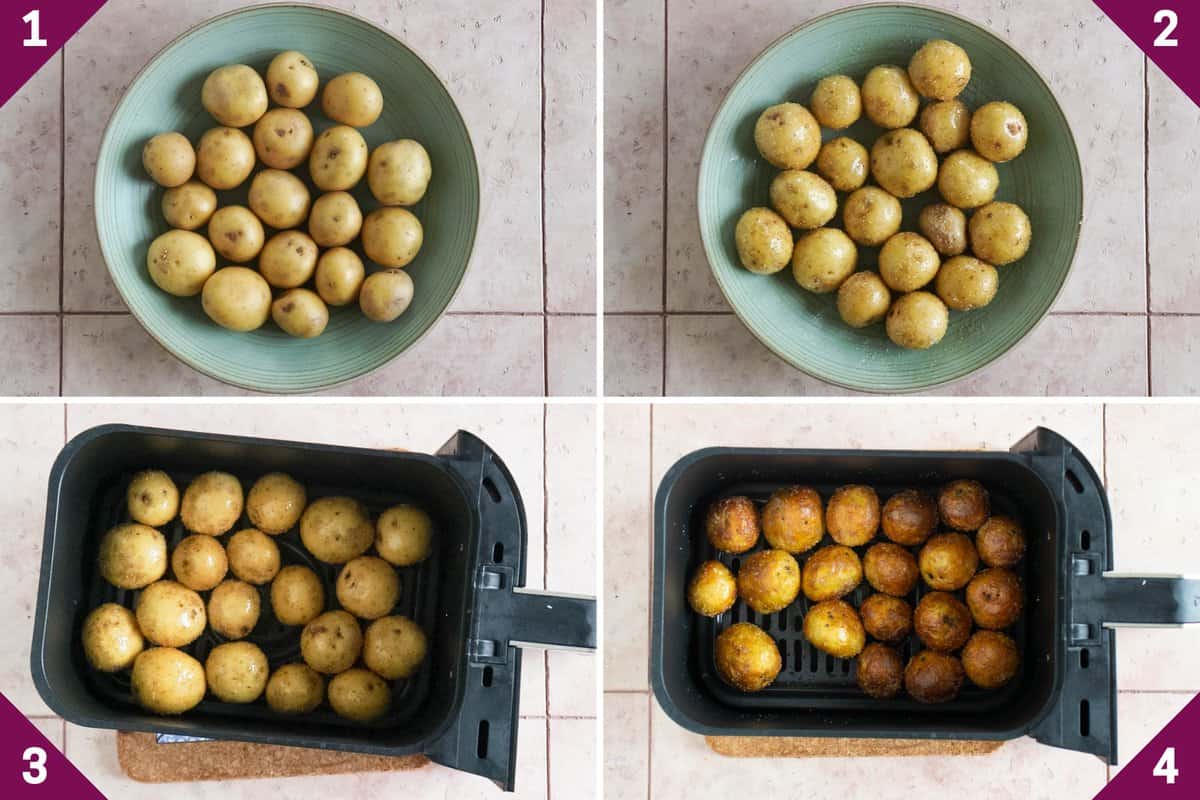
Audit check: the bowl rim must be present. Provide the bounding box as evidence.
[94,1,481,394]
[696,1,1085,395]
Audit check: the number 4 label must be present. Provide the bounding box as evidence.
[1153,745,1180,785]
[22,9,47,47]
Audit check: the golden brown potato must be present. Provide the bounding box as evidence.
[863,542,919,596]
[804,599,866,659]
[969,201,1031,265]
[328,668,391,721]
[162,182,217,231]
[202,64,268,127]
[248,169,311,229]
[266,663,325,714]
[301,610,362,674]
[886,291,948,350]
[266,51,319,109]
[375,505,434,566]
[131,647,206,715]
[881,490,938,546]
[362,208,423,268]
[207,579,260,639]
[918,203,967,257]
[801,544,863,602]
[961,630,1020,688]
[935,256,998,311]
[270,565,325,626]
[308,191,363,248]
[336,556,400,620]
[142,132,195,188]
[842,187,902,247]
[938,150,999,209]
[687,561,737,616]
[966,567,1023,629]
[246,472,306,535]
[126,470,179,527]
[82,603,144,672]
[734,207,793,275]
[970,101,1028,162]
[918,532,979,591]
[870,129,938,198]
[754,103,821,170]
[714,622,781,692]
[976,515,1027,567]
[856,642,904,698]
[362,615,427,680]
[135,580,206,647]
[859,594,912,643]
[195,127,256,190]
[810,75,861,130]
[908,40,972,100]
[207,205,265,263]
[99,523,168,589]
[919,100,970,154]
[201,267,273,332]
[226,528,281,585]
[171,534,228,592]
[705,496,760,554]
[904,650,963,703]
[300,496,374,564]
[272,288,329,339]
[315,247,366,306]
[761,486,824,554]
[147,230,217,297]
[815,137,869,192]
[938,480,990,531]
[879,232,940,292]
[792,227,857,293]
[914,591,972,651]
[253,108,314,170]
[826,485,879,546]
[861,65,919,129]
[769,170,837,230]
[181,471,243,536]
[837,271,891,329]
[359,269,415,322]
[205,641,269,703]
[322,72,384,128]
[309,125,369,191]
[737,549,801,614]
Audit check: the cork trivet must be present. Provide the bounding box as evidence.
[705,736,1004,758]
[117,732,429,782]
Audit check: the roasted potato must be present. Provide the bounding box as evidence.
[362,615,427,680]
[935,256,998,311]
[322,72,384,128]
[266,663,325,714]
[146,230,216,297]
[127,470,179,527]
[226,528,281,585]
[975,515,1027,568]
[171,534,228,592]
[761,485,824,554]
[801,544,863,602]
[98,523,167,589]
[195,127,256,190]
[919,100,970,154]
[205,641,269,703]
[687,560,738,617]
[705,496,760,554]
[918,203,967,256]
[181,471,243,536]
[266,51,319,109]
[202,64,268,127]
[769,170,837,230]
[299,496,374,564]
[843,187,902,247]
[135,580,206,647]
[734,207,793,275]
[908,40,972,100]
[918,532,979,591]
[961,630,1020,688]
[938,150,999,209]
[804,599,866,659]
[714,622,781,692]
[336,556,400,620]
[207,579,260,639]
[753,102,821,170]
[207,205,264,263]
[270,565,325,626]
[82,603,144,672]
[815,136,869,192]
[836,271,891,329]
[131,647,206,715]
[863,542,919,596]
[162,181,217,231]
[938,480,990,531]
[904,650,963,703]
[886,291,948,350]
[970,101,1028,162]
[914,591,972,651]
[329,668,392,722]
[246,472,306,535]
[252,107,314,170]
[810,75,861,130]
[737,549,801,614]
[201,267,272,332]
[861,65,919,129]
[870,128,938,198]
[856,642,904,698]
[966,567,1023,629]
[969,201,1031,265]
[879,232,940,292]
[375,504,434,566]
[792,227,857,293]
[826,484,879,546]
[142,132,195,187]
[881,489,938,546]
[859,593,913,643]
[301,610,362,674]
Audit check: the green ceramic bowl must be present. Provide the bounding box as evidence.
[698,4,1082,393]
[96,3,478,393]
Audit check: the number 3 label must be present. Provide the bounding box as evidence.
[1154,9,1179,47]
[22,746,47,785]
[1153,745,1179,785]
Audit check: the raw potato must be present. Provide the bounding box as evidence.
[687,560,737,617]
[259,231,319,289]
[202,64,268,127]
[227,528,281,585]
[736,549,800,614]
[842,187,901,247]
[362,615,428,679]
[914,591,972,651]
[918,203,967,256]
[246,472,306,535]
[970,101,1028,162]
[976,515,1026,567]
[801,544,863,602]
[309,125,369,191]
[181,471,244,536]
[878,232,940,292]
[860,593,912,643]
[272,288,329,339]
[863,542,919,596]
[939,479,990,531]
[270,565,325,626]
[202,267,272,332]
[315,247,366,306]
[98,523,167,589]
[127,469,179,527]
[375,504,434,566]
[961,630,1020,688]
[300,496,374,564]
[136,580,206,647]
[966,567,1023,629]
[207,579,261,639]
[248,169,311,229]
[705,496,760,554]
[266,663,325,713]
[861,65,919,129]
[908,40,972,100]
[368,140,432,206]
[206,641,269,703]
[267,51,319,109]
[207,205,265,263]
[761,485,824,554]
[162,181,217,231]
[920,100,970,154]
[937,150,999,209]
[362,208,423,268]
[904,650,963,703]
[857,642,904,698]
[714,622,781,692]
[769,170,836,230]
[329,668,391,721]
[919,531,979,591]
[753,102,820,170]
[142,132,195,187]
[82,603,144,672]
[936,256,998,311]
[171,534,228,592]
[837,271,891,329]
[810,75,862,130]
[301,610,362,674]
[815,137,869,192]
[308,191,363,248]
[131,647,206,715]
[881,489,938,546]
[803,599,866,659]
[253,108,314,170]
[792,228,857,293]
[146,230,216,297]
[196,127,256,190]
[359,269,415,322]
[826,484,880,546]
[734,207,793,275]
[969,201,1031,265]
[885,291,948,350]
[870,129,938,198]
[322,72,384,128]
[336,556,400,619]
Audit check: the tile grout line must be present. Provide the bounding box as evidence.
[541,0,551,399]
[1144,54,1152,396]
[58,47,66,396]
[660,0,669,401]
[541,399,551,796]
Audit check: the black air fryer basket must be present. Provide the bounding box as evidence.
[652,428,1200,763]
[32,426,596,791]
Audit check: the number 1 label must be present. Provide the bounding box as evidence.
[22,8,47,47]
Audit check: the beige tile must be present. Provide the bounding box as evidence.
[0,57,60,313]
[548,718,596,800]
[604,693,649,800]
[1148,66,1200,313]
[1149,315,1200,396]
[548,651,596,718]
[1111,691,1193,775]
[604,315,663,397]
[30,717,64,750]
[0,316,60,396]
[547,316,598,396]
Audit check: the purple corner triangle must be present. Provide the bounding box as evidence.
[0,691,106,798]
[0,1,108,109]
[1094,692,1200,798]
[1093,1,1200,108]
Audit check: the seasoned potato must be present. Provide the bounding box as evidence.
[246,473,306,535]
[309,125,369,191]
[885,292,948,350]
[99,523,168,589]
[914,591,972,651]
[904,650,963,703]
[863,542,919,596]
[826,485,879,546]
[322,72,384,128]
[253,108,314,170]
[146,230,216,297]
[362,208,423,268]
[248,169,311,229]
[315,247,366,306]
[961,630,1020,688]
[227,528,281,585]
[815,137,869,192]
[734,207,793,275]
[837,271,891,329]
[135,580,206,647]
[908,40,972,100]
[878,232,940,292]
[270,565,325,626]
[969,202,1031,265]
[860,593,912,642]
[362,615,428,680]
[336,556,400,620]
[266,51,319,109]
[82,603,144,672]
[266,663,325,714]
[300,496,374,564]
[881,489,938,546]
[359,269,415,323]
[843,187,902,246]
[207,205,265,263]
[205,641,269,703]
[308,191,363,248]
[131,647,206,715]
[976,515,1027,567]
[272,288,329,339]
[919,531,979,591]
[376,505,434,566]
[181,471,243,536]
[761,485,824,554]
[705,496,760,554]
[938,150,999,209]
[201,267,272,332]
[301,610,362,675]
[938,479,990,531]
[368,139,432,206]
[966,567,1023,629]
[162,181,217,231]
[936,256,998,311]
[143,132,195,187]
[804,599,866,659]
[329,668,391,721]
[201,64,268,127]
[687,560,737,617]
[770,170,837,230]
[737,549,801,614]
[802,544,863,602]
[970,101,1028,162]
[810,75,861,130]
[127,470,179,527]
[753,102,821,170]
[196,127,256,190]
[171,534,228,592]
[918,203,967,256]
[870,129,938,198]
[861,65,919,129]
[207,579,260,639]
[715,622,781,692]
[919,100,970,154]
[259,230,319,289]
[792,228,857,293]
[857,642,904,698]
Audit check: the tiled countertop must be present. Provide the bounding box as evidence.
[603,0,1199,396]
[604,402,1200,799]
[3,402,596,798]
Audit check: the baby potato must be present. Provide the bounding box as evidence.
[966,567,1023,629]
[792,227,857,293]
[308,192,363,248]
[127,469,179,527]
[706,496,760,554]
[769,170,837,230]
[970,101,1028,162]
[196,127,256,190]
[842,187,902,247]
[206,641,269,703]
[938,150,998,209]
[859,593,913,643]
[856,642,904,698]
[359,269,415,323]
[801,544,863,602]
[715,622,781,692]
[259,230,319,289]
[266,663,325,714]
[918,203,967,257]
[687,560,737,617]
[201,267,272,332]
[908,40,972,100]
[207,579,261,639]
[136,580,206,647]
[248,169,311,229]
[753,102,821,170]
[270,565,325,626]
[98,523,167,589]
[861,65,919,129]
[207,205,265,263]
[227,528,281,585]
[315,247,366,306]
[734,207,792,275]
[147,230,216,297]
[938,479,990,531]
[375,504,434,566]
[362,208,424,268]
[329,668,391,721]
[870,128,938,198]
[267,50,319,109]
[131,647,206,715]
[881,489,938,546]
[919,100,970,154]
[362,615,428,680]
[300,496,374,564]
[143,132,195,187]
[837,271,891,329]
[246,472,306,535]
[272,289,329,339]
[936,256,998,311]
[368,140,432,206]
[879,232,940,292]
[969,201,1031,265]
[761,485,824,554]
[322,72,384,128]
[804,599,866,659]
[914,591,972,651]
[904,650,963,703]
[961,630,1020,689]
[162,181,217,231]
[976,515,1027,567]
[181,471,243,536]
[336,556,400,620]
[919,531,979,591]
[885,291,948,350]
[202,64,268,127]
[83,603,144,672]
[171,534,228,592]
[309,125,369,191]
[301,610,362,674]
[815,137,869,192]
[253,108,314,170]
[826,484,880,546]
[862,542,919,596]
[810,74,861,130]
[737,549,800,614]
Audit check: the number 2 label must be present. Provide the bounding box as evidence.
[1153,745,1179,785]
[1154,9,1179,47]
[22,9,47,47]
[22,746,47,785]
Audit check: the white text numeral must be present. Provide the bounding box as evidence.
[22,9,47,47]
[1154,9,1180,47]
[1152,745,1179,785]
[22,746,47,785]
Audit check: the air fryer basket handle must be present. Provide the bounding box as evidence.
[1093,574,1200,626]
[500,586,597,651]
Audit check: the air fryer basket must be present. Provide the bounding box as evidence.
[32,426,596,791]
[652,428,1200,764]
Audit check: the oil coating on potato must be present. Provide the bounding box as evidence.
[908,40,972,100]
[878,232,940,292]
[270,565,325,626]
[127,470,179,527]
[259,231,319,289]
[976,515,1027,567]
[810,75,861,130]
[969,201,1031,265]
[863,542,919,596]
[253,108,314,170]
[316,247,366,306]
[181,471,243,536]
[266,51,319,109]
[961,630,1020,688]
[705,496,760,554]
[859,593,912,643]
[792,228,857,293]
[753,103,821,170]
[861,65,919,129]
[207,205,264,263]
[308,191,363,248]
[761,485,824,554]
[246,473,306,535]
[368,139,432,206]
[970,101,1028,162]
[272,288,329,339]
[202,64,268,127]
[714,622,781,692]
[201,267,272,332]
[359,269,415,323]
[737,549,801,614]
[248,169,311,229]
[904,650,963,703]
[362,208,423,268]
[856,642,904,698]
[205,641,269,703]
[162,181,217,231]
[375,505,434,566]
[322,72,384,128]
[914,591,972,651]
[826,485,879,546]
[309,125,369,191]
[329,668,392,722]
[769,170,836,230]
[336,556,400,620]
[966,567,1023,629]
[801,544,863,602]
[938,479,990,531]
[734,207,792,275]
[171,534,228,592]
[937,150,999,209]
[804,599,866,659]
[147,230,216,297]
[136,580,206,647]
[301,610,363,674]
[886,292,948,350]
[142,132,195,187]
[83,603,144,672]
[208,579,260,639]
[815,137,869,192]
[936,256,998,311]
[131,647,206,715]
[300,496,374,564]
[881,489,938,546]
[266,663,325,714]
[843,187,902,247]
[362,615,428,680]
[688,560,737,616]
[918,532,979,591]
[870,129,938,198]
[196,127,256,190]
[837,271,891,329]
[227,528,281,585]
[918,203,967,256]
[919,100,970,154]
[99,523,167,589]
